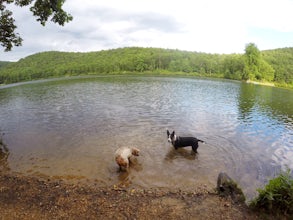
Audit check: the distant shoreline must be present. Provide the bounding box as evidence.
[246,79,275,87]
[1,73,292,90]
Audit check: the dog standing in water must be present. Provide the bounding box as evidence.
[167,130,204,153]
[115,146,140,171]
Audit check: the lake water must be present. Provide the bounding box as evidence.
[0,76,292,199]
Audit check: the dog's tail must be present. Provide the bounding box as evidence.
[198,139,205,143]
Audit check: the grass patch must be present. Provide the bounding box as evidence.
[249,169,293,216]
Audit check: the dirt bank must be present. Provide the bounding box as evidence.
[0,172,265,220]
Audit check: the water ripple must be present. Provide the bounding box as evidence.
[0,76,292,198]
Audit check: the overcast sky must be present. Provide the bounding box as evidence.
[1,0,293,61]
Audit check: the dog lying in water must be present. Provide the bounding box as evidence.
[167,130,204,153]
[115,146,140,171]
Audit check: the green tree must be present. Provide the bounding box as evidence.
[222,54,245,80]
[134,55,148,72]
[243,43,261,80]
[258,59,275,81]
[243,43,275,81]
[0,0,72,51]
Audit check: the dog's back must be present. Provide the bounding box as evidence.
[177,137,199,145]
[115,147,131,158]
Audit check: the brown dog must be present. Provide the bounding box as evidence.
[115,147,140,171]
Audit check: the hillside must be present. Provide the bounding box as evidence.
[262,47,293,85]
[0,61,11,70]
[0,47,292,87]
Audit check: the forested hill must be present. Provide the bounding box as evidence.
[262,47,293,85]
[0,47,292,87]
[0,61,10,69]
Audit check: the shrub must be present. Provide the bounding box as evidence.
[250,169,293,215]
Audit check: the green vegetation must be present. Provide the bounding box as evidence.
[0,45,292,88]
[0,61,10,69]
[262,47,293,88]
[243,43,275,82]
[249,169,293,216]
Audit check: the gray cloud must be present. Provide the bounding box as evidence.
[65,5,183,37]
[130,13,183,33]
[1,0,292,61]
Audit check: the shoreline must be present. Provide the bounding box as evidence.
[246,79,275,87]
[0,172,258,219]
[1,73,292,90]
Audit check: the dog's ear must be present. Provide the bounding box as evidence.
[172,131,175,136]
[167,130,170,136]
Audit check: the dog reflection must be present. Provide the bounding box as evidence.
[115,155,143,188]
[165,148,197,161]
[117,170,132,187]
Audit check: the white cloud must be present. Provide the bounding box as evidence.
[1,0,292,61]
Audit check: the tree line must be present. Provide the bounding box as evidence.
[0,44,292,88]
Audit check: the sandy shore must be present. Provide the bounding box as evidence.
[246,80,275,87]
[0,172,264,220]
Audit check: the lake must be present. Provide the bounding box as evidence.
[0,76,292,199]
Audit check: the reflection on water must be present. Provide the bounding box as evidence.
[238,83,293,172]
[165,148,197,161]
[0,76,292,200]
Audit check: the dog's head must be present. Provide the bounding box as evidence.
[131,147,140,156]
[167,130,176,143]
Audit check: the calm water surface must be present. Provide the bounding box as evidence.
[0,76,292,199]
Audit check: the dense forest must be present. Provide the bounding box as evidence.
[0,45,292,88]
[0,61,10,69]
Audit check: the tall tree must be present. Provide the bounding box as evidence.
[243,42,275,81]
[243,43,261,80]
[0,0,72,51]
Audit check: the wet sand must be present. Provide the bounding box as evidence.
[0,172,261,220]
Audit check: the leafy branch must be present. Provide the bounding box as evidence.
[0,0,72,51]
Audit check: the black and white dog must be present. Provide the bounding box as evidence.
[167,130,204,153]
